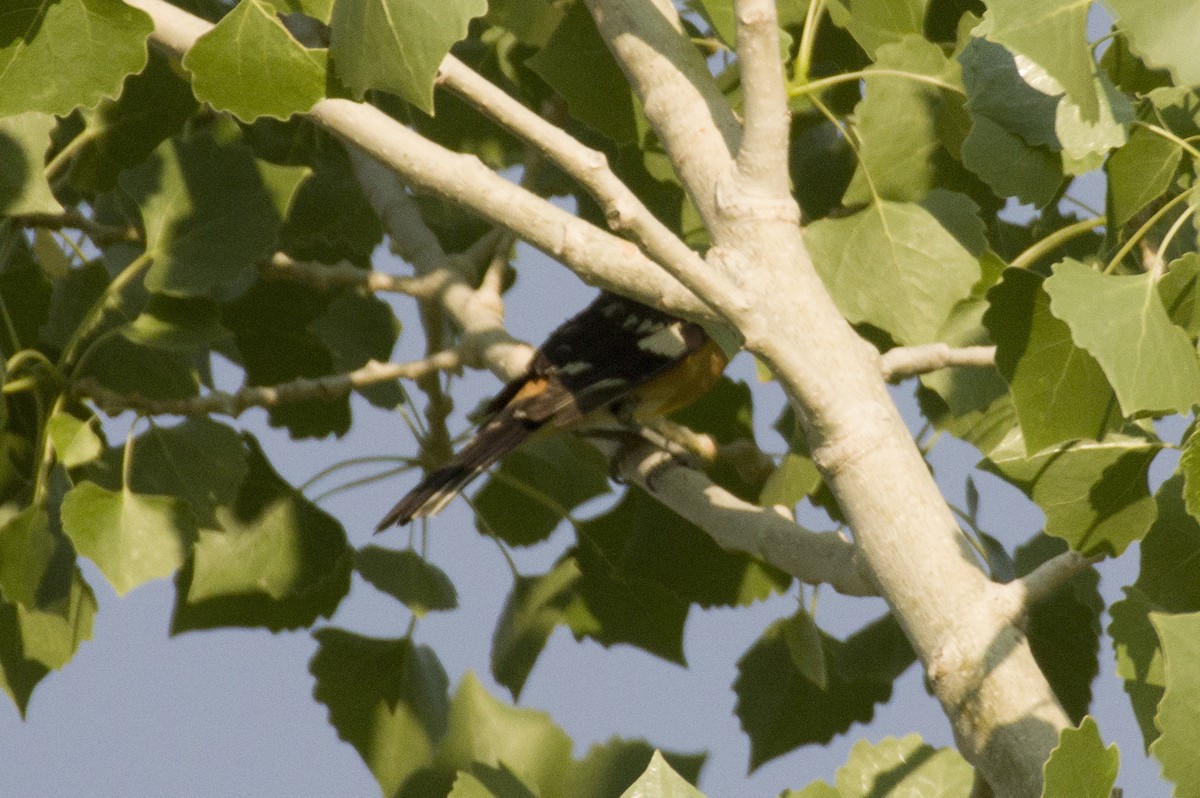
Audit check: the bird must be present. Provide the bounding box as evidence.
[375,291,730,530]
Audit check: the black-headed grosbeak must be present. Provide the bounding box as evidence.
[376,291,730,530]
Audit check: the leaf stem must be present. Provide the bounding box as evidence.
[792,0,825,85]
[1104,190,1194,274]
[1135,120,1200,161]
[1153,204,1199,278]
[790,68,965,100]
[1009,216,1106,270]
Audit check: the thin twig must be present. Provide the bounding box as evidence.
[261,252,451,297]
[75,351,463,418]
[16,209,141,246]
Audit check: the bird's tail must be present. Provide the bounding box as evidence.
[375,417,533,531]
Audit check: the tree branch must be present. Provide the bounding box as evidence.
[74,351,462,418]
[732,0,792,196]
[1007,550,1103,614]
[436,56,735,320]
[880,343,997,382]
[16,209,141,246]
[260,252,451,298]
[584,0,740,229]
[588,434,877,597]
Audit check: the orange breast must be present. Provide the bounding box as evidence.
[627,339,729,422]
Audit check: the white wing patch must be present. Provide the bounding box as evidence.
[637,321,690,357]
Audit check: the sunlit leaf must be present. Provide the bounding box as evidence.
[60,481,195,596]
[983,0,1097,121]
[1045,259,1200,418]
[836,735,973,798]
[330,0,486,114]
[0,0,151,117]
[437,672,574,798]
[1106,0,1200,88]
[184,0,328,122]
[806,200,980,345]
[615,751,705,798]
[1041,717,1119,798]
[1149,611,1200,796]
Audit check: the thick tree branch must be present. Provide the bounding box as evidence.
[74,351,462,418]
[880,344,997,382]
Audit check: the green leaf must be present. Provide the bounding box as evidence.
[782,607,827,691]
[567,537,689,665]
[184,0,329,122]
[843,36,966,204]
[222,280,349,438]
[46,409,103,469]
[759,452,822,509]
[1109,586,1165,750]
[60,481,196,596]
[1106,0,1200,88]
[1054,70,1132,176]
[959,37,1060,149]
[354,546,457,616]
[616,751,705,798]
[983,0,1098,122]
[329,0,486,114]
[957,34,1066,205]
[836,735,973,798]
[583,487,790,610]
[1015,534,1102,724]
[960,113,1063,206]
[1149,611,1200,796]
[125,419,249,529]
[67,52,198,193]
[0,0,151,117]
[474,434,611,547]
[1041,717,1119,798]
[824,0,927,58]
[920,248,1009,417]
[120,128,307,300]
[981,427,1160,556]
[1107,125,1185,230]
[437,672,574,798]
[735,609,899,770]
[38,259,108,353]
[491,558,579,700]
[0,505,97,713]
[448,771,503,798]
[983,267,1120,454]
[567,739,705,798]
[311,630,449,797]
[0,112,61,215]
[171,438,351,632]
[781,784,840,798]
[308,287,403,408]
[1045,258,1200,418]
[806,200,980,345]
[1109,475,1200,750]
[526,2,637,143]
[1158,254,1200,338]
[75,333,204,402]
